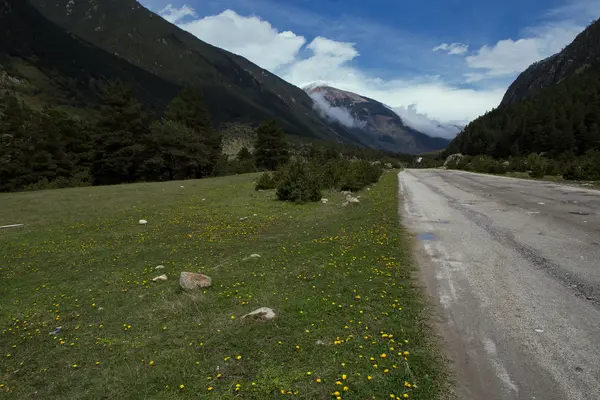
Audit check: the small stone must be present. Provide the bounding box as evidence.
[180,186,184,188]
[139,219,148,225]
[152,274,168,282]
[534,329,544,333]
[321,198,329,204]
[242,307,276,320]
[155,265,165,270]
[345,194,360,204]
[179,272,212,290]
[240,217,248,221]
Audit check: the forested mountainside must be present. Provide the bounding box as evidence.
[447,20,600,159]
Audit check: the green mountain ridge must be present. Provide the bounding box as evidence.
[447,19,600,159]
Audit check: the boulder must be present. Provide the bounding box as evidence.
[152,274,168,282]
[241,307,276,321]
[179,272,212,290]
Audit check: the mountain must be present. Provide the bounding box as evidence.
[0,0,180,115]
[23,0,361,145]
[446,20,600,159]
[502,18,600,105]
[305,85,450,154]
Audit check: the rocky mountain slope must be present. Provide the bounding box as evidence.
[306,85,449,154]
[501,18,600,105]
[11,0,361,145]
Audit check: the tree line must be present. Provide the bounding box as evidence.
[0,82,405,192]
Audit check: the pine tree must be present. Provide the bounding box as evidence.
[165,87,222,177]
[92,81,150,185]
[254,120,289,171]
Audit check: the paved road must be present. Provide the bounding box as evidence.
[399,169,600,400]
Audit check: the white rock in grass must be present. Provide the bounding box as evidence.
[139,219,148,225]
[345,194,360,204]
[179,272,212,290]
[155,265,165,270]
[321,198,329,204]
[242,307,276,321]
[152,274,168,282]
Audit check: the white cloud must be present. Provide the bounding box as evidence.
[432,43,469,55]
[465,25,583,80]
[159,4,196,23]
[393,105,465,139]
[465,0,599,82]
[309,92,365,129]
[155,3,589,127]
[161,8,306,71]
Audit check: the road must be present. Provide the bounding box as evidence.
[398,169,600,400]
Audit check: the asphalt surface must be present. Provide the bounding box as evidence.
[398,169,600,400]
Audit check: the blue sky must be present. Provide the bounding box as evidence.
[140,0,599,135]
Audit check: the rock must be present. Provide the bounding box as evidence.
[321,198,329,204]
[384,162,393,169]
[443,153,464,168]
[240,217,248,221]
[49,326,62,335]
[139,219,148,225]
[155,265,165,270]
[179,272,212,290]
[152,274,168,282]
[345,194,360,204]
[242,307,276,320]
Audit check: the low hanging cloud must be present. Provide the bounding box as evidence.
[392,105,465,139]
[309,92,365,129]
[432,42,469,55]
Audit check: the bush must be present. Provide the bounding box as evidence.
[276,161,322,203]
[339,160,383,192]
[563,151,600,180]
[255,172,277,190]
[466,156,506,174]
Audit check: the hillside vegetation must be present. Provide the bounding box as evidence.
[0,172,448,399]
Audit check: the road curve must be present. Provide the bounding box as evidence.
[399,169,600,400]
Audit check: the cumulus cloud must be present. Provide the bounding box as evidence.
[393,105,465,139]
[432,43,469,55]
[464,0,599,82]
[309,92,365,129]
[162,8,305,71]
[155,5,499,123]
[465,25,582,81]
[159,4,196,23]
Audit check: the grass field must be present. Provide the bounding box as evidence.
[0,171,447,399]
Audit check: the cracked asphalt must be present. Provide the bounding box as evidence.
[399,169,600,400]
